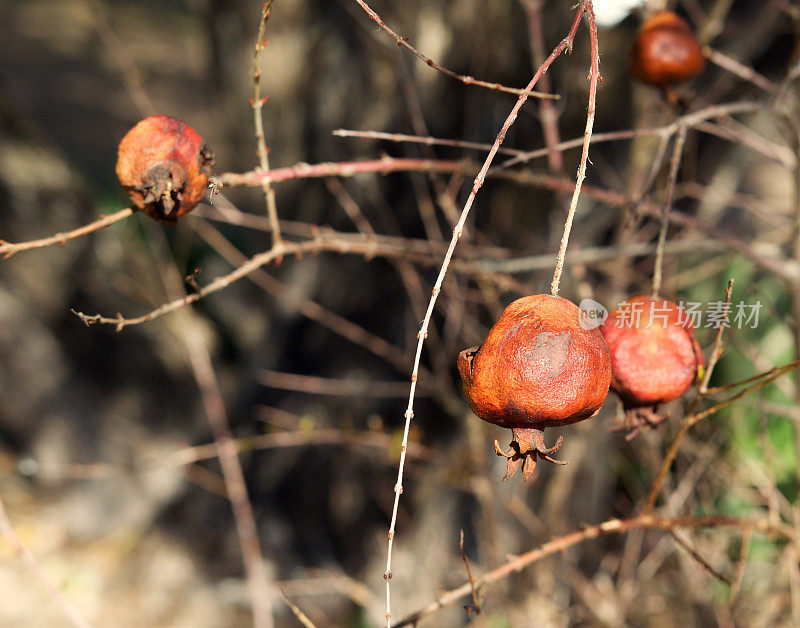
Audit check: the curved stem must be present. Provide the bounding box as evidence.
[550,2,601,296]
[0,207,134,258]
[652,124,687,298]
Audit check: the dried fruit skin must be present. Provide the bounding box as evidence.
[116,115,214,223]
[600,295,704,408]
[631,11,704,89]
[459,294,611,429]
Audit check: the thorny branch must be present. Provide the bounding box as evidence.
[0,208,133,258]
[393,514,798,627]
[252,0,283,250]
[351,0,556,100]
[382,3,596,625]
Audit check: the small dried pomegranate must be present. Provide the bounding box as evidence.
[459,294,611,481]
[631,11,704,91]
[600,295,704,436]
[116,115,214,223]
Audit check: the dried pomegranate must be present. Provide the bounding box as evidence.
[458,294,611,481]
[116,115,214,223]
[631,11,704,91]
[600,295,704,436]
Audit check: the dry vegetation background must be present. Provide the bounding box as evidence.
[1,0,800,626]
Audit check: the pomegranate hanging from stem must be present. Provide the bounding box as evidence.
[600,295,704,437]
[459,294,611,481]
[116,115,215,224]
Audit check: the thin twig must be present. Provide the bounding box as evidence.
[332,128,528,156]
[217,157,464,187]
[459,529,481,615]
[652,125,688,298]
[475,238,723,274]
[699,278,735,393]
[383,6,591,625]
[0,208,134,258]
[394,514,796,627]
[252,0,283,250]
[644,360,800,513]
[550,1,600,296]
[668,529,731,585]
[333,102,761,172]
[704,47,778,93]
[496,101,760,171]
[729,528,752,604]
[182,218,460,418]
[522,0,565,173]
[70,235,427,331]
[169,427,433,468]
[351,0,555,100]
[0,496,92,628]
[279,589,317,628]
[259,369,426,397]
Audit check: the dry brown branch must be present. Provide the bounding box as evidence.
[277,572,383,626]
[495,100,761,171]
[474,238,724,274]
[652,125,688,298]
[258,369,426,398]
[351,0,555,100]
[668,529,731,585]
[194,202,513,261]
[494,171,800,281]
[394,514,797,627]
[729,528,752,604]
[704,47,778,93]
[334,101,762,173]
[522,0,565,174]
[332,128,528,157]
[0,104,767,265]
[459,529,481,615]
[70,237,425,331]
[216,157,464,187]
[699,279,735,394]
[70,173,796,336]
[0,208,133,258]
[252,0,282,249]
[169,427,433,468]
[189,219,414,374]
[279,589,317,628]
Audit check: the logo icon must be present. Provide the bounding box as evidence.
[579,299,608,330]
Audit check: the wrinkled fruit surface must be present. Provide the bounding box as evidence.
[116,115,214,223]
[631,11,704,89]
[600,295,704,410]
[459,294,611,480]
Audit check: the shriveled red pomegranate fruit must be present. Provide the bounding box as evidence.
[458,294,611,481]
[631,11,704,91]
[600,295,704,436]
[116,115,214,223]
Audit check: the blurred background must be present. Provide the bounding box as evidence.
[0,0,798,626]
